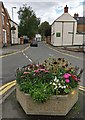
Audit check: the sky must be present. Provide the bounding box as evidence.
[1,0,85,25]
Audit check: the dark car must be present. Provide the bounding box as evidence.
[30,40,38,47]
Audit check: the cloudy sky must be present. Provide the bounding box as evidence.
[1,0,85,24]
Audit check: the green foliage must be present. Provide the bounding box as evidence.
[16,57,83,103]
[38,21,51,39]
[18,4,40,39]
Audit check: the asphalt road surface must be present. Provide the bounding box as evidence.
[2,42,84,86]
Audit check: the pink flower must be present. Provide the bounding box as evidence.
[45,70,49,73]
[65,79,70,83]
[23,72,30,74]
[63,73,71,79]
[34,70,39,73]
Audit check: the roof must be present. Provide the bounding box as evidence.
[55,13,76,22]
[9,19,18,26]
[74,17,85,24]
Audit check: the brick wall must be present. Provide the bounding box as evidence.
[77,24,85,33]
[0,2,11,47]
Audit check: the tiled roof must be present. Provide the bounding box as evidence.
[74,17,85,24]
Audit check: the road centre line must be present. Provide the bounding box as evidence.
[0,82,16,95]
[29,58,33,63]
[45,44,84,61]
[0,80,16,91]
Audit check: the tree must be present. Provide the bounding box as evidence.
[38,21,51,40]
[18,4,40,39]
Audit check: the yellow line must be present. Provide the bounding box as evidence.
[0,45,30,58]
[79,87,85,92]
[0,82,16,95]
[48,46,83,60]
[45,43,84,61]
[0,80,16,91]
[79,85,85,89]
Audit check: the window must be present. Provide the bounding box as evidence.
[56,32,61,37]
[2,15,4,25]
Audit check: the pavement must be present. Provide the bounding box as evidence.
[0,43,85,120]
[0,44,29,56]
[0,42,84,57]
[1,88,85,119]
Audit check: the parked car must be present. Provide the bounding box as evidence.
[30,40,38,47]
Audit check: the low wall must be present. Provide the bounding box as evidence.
[74,34,83,45]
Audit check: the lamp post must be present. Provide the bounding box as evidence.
[11,7,16,45]
[12,7,16,21]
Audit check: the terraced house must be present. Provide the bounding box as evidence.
[0,1,11,47]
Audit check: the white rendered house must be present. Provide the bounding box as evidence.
[51,5,83,46]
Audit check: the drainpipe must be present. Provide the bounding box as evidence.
[72,22,75,45]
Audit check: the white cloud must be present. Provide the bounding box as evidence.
[1,0,84,25]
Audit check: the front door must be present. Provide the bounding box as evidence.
[3,29,7,46]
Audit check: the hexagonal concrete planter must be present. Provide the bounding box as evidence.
[16,85,79,116]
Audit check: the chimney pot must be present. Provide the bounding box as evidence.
[64,5,68,13]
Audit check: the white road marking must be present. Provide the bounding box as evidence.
[26,56,28,58]
[49,54,53,56]
[29,58,33,63]
[23,53,26,56]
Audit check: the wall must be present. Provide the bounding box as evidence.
[77,24,85,33]
[74,33,83,45]
[0,3,2,47]
[0,2,11,47]
[10,21,19,44]
[51,21,77,46]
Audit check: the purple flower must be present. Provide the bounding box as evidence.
[63,73,71,79]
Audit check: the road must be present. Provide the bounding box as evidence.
[0,41,84,119]
[1,42,84,86]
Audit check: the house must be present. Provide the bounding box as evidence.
[74,13,85,33]
[0,1,11,47]
[35,34,42,41]
[51,5,83,46]
[10,19,19,45]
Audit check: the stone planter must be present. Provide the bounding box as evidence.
[16,85,79,116]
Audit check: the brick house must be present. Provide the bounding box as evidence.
[74,13,85,33]
[0,1,11,47]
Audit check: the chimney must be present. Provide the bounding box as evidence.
[74,13,79,18]
[64,5,68,13]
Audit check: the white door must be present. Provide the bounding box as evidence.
[63,22,73,45]
[3,29,7,44]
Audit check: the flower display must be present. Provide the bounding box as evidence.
[16,57,83,103]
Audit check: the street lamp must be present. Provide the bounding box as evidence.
[12,7,16,21]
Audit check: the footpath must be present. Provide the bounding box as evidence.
[0,44,29,56]
[0,43,84,120]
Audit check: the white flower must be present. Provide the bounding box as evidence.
[58,83,61,86]
[54,76,57,81]
[56,79,59,82]
[53,83,56,86]
[63,86,66,88]
[54,86,57,89]
[50,82,52,84]
[59,85,62,88]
